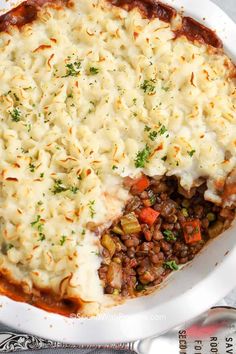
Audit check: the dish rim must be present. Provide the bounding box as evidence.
[0,0,235,344]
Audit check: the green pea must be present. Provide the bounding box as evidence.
[207,213,216,222]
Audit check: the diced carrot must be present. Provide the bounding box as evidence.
[131,175,150,195]
[139,207,160,226]
[182,219,202,244]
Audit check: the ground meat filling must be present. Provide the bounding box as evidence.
[98,175,235,296]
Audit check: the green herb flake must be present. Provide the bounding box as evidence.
[10,108,21,122]
[159,125,168,135]
[112,165,118,170]
[140,79,156,94]
[40,173,44,178]
[63,61,81,77]
[148,130,158,141]
[163,230,176,241]
[38,233,46,241]
[149,194,156,205]
[60,235,67,246]
[29,163,35,173]
[52,180,68,194]
[135,144,151,168]
[133,98,137,105]
[164,260,179,271]
[37,201,43,206]
[187,149,196,157]
[31,215,45,241]
[89,67,99,75]
[88,200,96,218]
[144,125,151,132]
[31,215,41,227]
[70,186,79,194]
[161,155,167,162]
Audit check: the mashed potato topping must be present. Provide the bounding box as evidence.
[0,0,235,314]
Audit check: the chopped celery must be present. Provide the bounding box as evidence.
[101,234,116,257]
[120,212,141,234]
[112,225,124,235]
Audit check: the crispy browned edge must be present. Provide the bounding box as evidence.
[0,0,233,316]
[0,0,223,48]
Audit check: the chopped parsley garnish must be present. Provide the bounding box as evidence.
[10,108,21,122]
[88,200,96,218]
[63,61,81,77]
[37,201,43,206]
[188,149,196,157]
[159,125,168,135]
[40,173,44,178]
[60,235,67,246]
[31,215,46,241]
[135,144,151,168]
[89,67,99,75]
[163,230,176,241]
[112,165,118,170]
[38,233,46,241]
[31,215,41,227]
[144,125,151,132]
[164,260,179,271]
[148,130,158,141]
[140,79,156,94]
[29,163,35,173]
[52,181,79,195]
[70,186,79,194]
[145,124,168,140]
[161,155,167,162]
[52,180,68,194]
[133,98,137,105]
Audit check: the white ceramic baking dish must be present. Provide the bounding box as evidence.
[0,0,235,345]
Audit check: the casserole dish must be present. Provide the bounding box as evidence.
[0,0,235,344]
